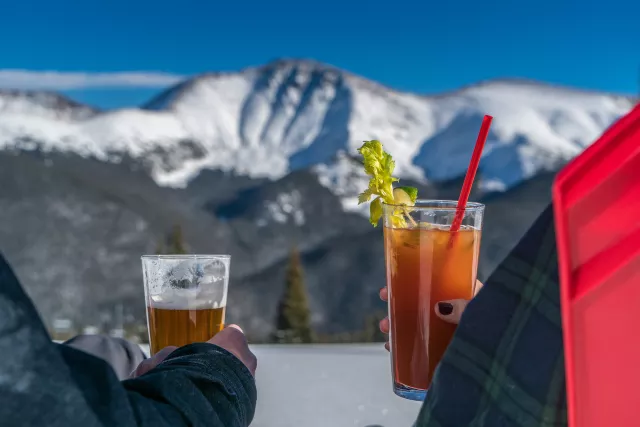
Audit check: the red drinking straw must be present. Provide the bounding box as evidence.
[449,115,493,237]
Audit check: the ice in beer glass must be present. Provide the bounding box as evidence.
[141,255,230,355]
[382,201,483,400]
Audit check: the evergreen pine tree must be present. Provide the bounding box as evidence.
[273,247,315,343]
[362,311,387,342]
[167,224,188,254]
[155,224,188,255]
[155,239,166,255]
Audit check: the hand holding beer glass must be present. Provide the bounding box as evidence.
[141,255,230,355]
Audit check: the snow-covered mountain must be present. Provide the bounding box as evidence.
[0,59,634,201]
[2,59,635,337]
[0,89,97,120]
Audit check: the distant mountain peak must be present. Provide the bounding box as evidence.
[262,57,335,69]
[0,58,634,196]
[144,58,346,112]
[0,89,98,120]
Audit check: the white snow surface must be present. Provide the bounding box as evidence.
[140,344,422,427]
[263,190,306,226]
[0,60,633,199]
[55,342,421,426]
[252,345,422,427]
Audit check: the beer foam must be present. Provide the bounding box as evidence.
[149,293,227,310]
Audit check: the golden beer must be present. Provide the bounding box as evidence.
[147,304,226,355]
[141,255,231,356]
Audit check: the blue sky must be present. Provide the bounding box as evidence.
[1,0,638,109]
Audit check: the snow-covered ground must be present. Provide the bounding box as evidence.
[251,345,420,427]
[140,343,421,427]
[58,341,419,425]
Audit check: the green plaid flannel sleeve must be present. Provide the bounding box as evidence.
[415,203,567,427]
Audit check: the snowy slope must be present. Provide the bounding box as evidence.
[0,90,96,121]
[0,59,633,197]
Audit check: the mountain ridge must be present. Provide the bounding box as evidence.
[2,59,634,113]
[159,59,636,102]
[1,59,633,338]
[1,59,632,201]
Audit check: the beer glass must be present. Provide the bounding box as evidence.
[383,200,484,400]
[141,255,230,355]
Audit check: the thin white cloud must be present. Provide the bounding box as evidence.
[0,69,187,90]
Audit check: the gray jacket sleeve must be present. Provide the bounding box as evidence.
[0,252,256,427]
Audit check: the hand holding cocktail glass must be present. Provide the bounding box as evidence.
[357,116,493,401]
[378,280,484,351]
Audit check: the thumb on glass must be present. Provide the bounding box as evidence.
[434,280,483,324]
[434,299,469,324]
